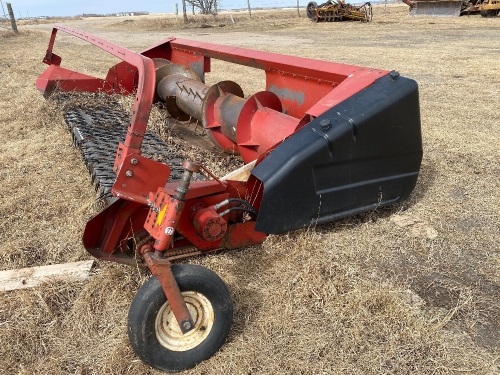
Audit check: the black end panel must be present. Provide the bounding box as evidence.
[252,74,423,234]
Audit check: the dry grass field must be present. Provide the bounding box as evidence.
[0,6,499,374]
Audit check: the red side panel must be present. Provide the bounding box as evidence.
[35,65,111,96]
[265,69,337,118]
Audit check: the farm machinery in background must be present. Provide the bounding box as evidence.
[306,0,373,22]
[36,25,422,372]
[405,0,499,16]
[477,0,500,16]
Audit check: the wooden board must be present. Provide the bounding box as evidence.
[0,260,94,292]
[221,160,257,182]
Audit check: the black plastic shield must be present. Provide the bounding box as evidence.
[252,74,423,234]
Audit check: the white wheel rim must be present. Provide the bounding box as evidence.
[155,291,214,352]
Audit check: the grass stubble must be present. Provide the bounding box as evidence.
[0,6,499,374]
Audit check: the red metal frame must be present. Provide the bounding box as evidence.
[38,26,390,330]
[37,23,391,263]
[142,37,387,119]
[38,25,387,176]
[36,25,158,175]
[143,39,388,164]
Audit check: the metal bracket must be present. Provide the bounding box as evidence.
[144,252,194,334]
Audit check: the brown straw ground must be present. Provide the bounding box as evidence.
[0,6,499,374]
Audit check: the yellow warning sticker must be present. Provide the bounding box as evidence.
[155,204,168,227]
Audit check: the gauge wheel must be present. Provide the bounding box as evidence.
[128,264,233,372]
[307,1,319,18]
[480,9,498,17]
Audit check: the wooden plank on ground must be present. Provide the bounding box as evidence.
[0,260,94,292]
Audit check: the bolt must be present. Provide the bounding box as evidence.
[130,158,138,165]
[390,70,400,80]
[182,321,192,331]
[125,170,133,177]
[319,119,331,131]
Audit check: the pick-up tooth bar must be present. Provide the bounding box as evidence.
[60,95,203,198]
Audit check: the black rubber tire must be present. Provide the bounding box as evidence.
[307,1,318,18]
[128,264,233,373]
[480,9,498,17]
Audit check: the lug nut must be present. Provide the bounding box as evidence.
[125,170,133,177]
[130,158,138,165]
[182,321,192,331]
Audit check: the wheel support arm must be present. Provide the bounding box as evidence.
[144,253,194,334]
[140,161,203,334]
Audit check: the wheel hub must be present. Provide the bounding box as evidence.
[155,291,214,352]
